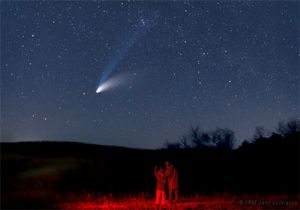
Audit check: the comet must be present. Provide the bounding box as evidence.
[96,73,130,94]
[96,83,107,94]
[96,11,159,94]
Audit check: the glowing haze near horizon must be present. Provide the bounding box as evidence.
[1,1,299,149]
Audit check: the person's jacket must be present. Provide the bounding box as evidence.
[154,169,167,191]
[166,166,179,190]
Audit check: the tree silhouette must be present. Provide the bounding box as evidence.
[179,135,190,149]
[276,119,300,137]
[176,126,236,149]
[212,128,235,150]
[253,126,266,140]
[189,126,211,148]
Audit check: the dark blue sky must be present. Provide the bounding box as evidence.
[1,1,299,148]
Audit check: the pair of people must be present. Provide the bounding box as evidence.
[154,160,179,206]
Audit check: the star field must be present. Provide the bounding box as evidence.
[1,1,299,148]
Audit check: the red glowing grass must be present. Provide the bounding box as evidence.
[59,194,300,210]
[2,190,299,209]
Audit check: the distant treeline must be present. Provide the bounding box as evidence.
[1,119,299,206]
[165,118,300,150]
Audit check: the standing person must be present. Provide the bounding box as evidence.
[165,160,179,203]
[154,165,167,206]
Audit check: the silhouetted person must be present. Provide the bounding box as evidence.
[165,160,179,203]
[154,165,167,206]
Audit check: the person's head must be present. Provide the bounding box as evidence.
[165,160,172,168]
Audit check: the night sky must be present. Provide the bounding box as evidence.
[1,1,299,149]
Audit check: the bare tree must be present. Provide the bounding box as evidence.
[212,128,235,150]
[189,126,211,148]
[286,119,300,134]
[253,126,266,140]
[179,135,190,148]
[276,119,300,136]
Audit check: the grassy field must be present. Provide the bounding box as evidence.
[2,190,299,209]
[59,194,300,210]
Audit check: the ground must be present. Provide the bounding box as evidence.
[60,194,300,210]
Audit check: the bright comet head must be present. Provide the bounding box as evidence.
[96,85,105,93]
[96,82,110,94]
[96,73,130,94]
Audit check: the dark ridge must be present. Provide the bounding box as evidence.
[1,141,152,158]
